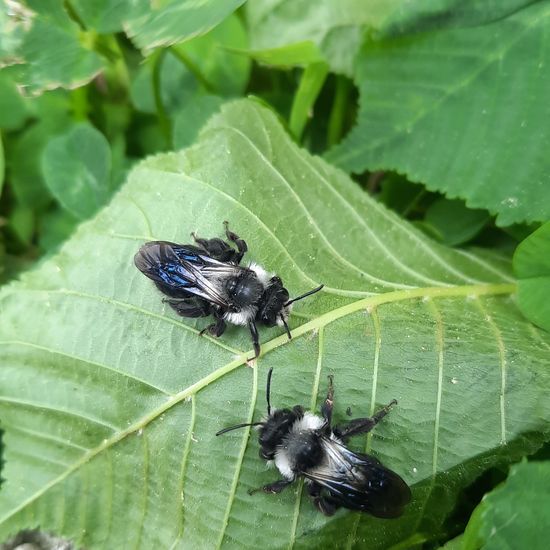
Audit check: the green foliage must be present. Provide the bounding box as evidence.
[42,123,113,220]
[425,199,489,247]
[14,0,103,95]
[289,61,329,140]
[246,0,386,75]
[513,222,550,332]
[326,1,550,225]
[0,72,28,130]
[173,95,226,150]
[462,461,550,550]
[0,132,4,195]
[0,2,549,548]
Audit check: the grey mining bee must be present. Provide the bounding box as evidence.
[217,369,411,517]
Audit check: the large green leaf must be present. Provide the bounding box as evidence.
[0,100,549,549]
[326,1,550,225]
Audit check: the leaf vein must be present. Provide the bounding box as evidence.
[0,395,119,431]
[169,395,197,550]
[290,143,476,287]
[475,299,507,445]
[0,340,173,396]
[216,365,259,549]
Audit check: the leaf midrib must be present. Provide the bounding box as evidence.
[0,281,516,528]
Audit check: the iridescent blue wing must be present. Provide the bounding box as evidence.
[134,241,240,309]
[302,437,411,518]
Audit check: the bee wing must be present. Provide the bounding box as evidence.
[302,437,411,518]
[134,241,240,308]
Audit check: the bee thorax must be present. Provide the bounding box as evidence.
[248,262,273,287]
[274,418,325,478]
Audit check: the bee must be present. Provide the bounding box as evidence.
[216,369,411,517]
[134,222,323,358]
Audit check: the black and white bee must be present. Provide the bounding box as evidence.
[217,369,411,517]
[134,222,323,358]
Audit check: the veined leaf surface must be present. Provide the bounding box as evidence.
[0,100,548,549]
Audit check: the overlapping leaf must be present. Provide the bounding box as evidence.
[0,100,548,549]
[462,461,550,550]
[326,1,550,225]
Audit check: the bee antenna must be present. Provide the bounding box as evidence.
[215,422,263,436]
[266,367,274,415]
[280,315,292,340]
[284,284,324,307]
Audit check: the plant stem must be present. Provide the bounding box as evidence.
[151,49,172,148]
[327,75,351,148]
[169,47,216,93]
[289,61,329,142]
[70,86,89,121]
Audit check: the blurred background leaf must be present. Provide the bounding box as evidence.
[42,123,112,220]
[462,461,550,550]
[513,222,550,332]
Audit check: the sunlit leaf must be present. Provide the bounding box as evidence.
[0,100,548,549]
[229,41,324,68]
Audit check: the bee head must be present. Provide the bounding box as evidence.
[259,282,324,340]
[258,277,290,327]
[258,407,303,460]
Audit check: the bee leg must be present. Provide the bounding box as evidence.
[191,231,237,263]
[247,320,261,359]
[248,479,292,495]
[307,483,338,516]
[333,399,397,441]
[223,221,248,264]
[199,318,226,337]
[320,375,335,427]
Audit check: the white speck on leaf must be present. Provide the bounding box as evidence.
[500,197,518,208]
